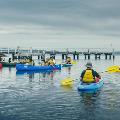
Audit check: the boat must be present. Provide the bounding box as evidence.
[62,63,72,67]
[78,79,104,92]
[0,62,16,67]
[16,64,62,71]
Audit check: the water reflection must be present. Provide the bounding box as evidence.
[16,70,58,82]
[79,91,101,120]
[16,70,53,75]
[8,67,12,72]
[64,67,71,74]
[79,90,101,104]
[2,58,120,120]
[68,67,71,74]
[61,85,73,92]
[80,91,100,101]
[28,73,34,82]
[0,67,2,73]
[63,67,72,78]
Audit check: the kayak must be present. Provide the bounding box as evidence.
[16,64,62,71]
[0,62,16,67]
[78,79,104,92]
[62,64,72,67]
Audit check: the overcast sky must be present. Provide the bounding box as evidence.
[0,0,120,49]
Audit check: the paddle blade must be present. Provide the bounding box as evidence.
[106,65,120,73]
[61,77,73,86]
[71,61,77,64]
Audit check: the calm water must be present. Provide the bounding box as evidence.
[0,55,120,120]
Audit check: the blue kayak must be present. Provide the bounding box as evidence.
[78,79,104,92]
[16,64,62,71]
[62,64,72,67]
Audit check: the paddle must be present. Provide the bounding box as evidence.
[106,65,120,73]
[60,65,120,86]
[60,70,106,86]
[71,61,77,64]
[60,77,74,86]
[61,65,120,86]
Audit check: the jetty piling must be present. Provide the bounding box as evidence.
[84,53,90,60]
[62,53,68,60]
[95,53,101,60]
[73,51,79,60]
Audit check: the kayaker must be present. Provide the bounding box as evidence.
[48,57,56,66]
[44,58,50,66]
[40,59,48,66]
[29,58,35,66]
[66,57,72,64]
[80,62,101,83]
[51,57,56,64]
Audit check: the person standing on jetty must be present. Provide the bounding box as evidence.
[80,62,101,83]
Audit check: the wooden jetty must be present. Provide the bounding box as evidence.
[0,47,117,60]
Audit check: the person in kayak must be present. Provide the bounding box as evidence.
[66,57,72,64]
[48,57,56,66]
[29,58,35,66]
[80,62,101,83]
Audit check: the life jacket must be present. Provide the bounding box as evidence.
[66,58,71,64]
[83,69,95,83]
[52,59,56,64]
[48,59,55,66]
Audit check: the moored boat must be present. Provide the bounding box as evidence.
[0,62,16,67]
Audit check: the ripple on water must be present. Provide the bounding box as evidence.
[0,59,120,120]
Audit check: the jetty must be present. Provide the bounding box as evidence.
[0,47,117,60]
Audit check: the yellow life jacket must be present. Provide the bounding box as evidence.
[48,59,55,65]
[66,58,71,64]
[83,70,95,83]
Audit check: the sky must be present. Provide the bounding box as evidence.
[0,0,120,49]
